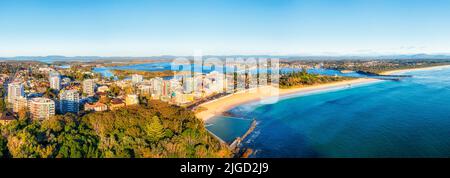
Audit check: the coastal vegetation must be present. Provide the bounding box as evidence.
[326,60,450,75]
[280,69,351,88]
[281,59,450,75]
[0,100,231,158]
[61,64,98,81]
[111,69,175,80]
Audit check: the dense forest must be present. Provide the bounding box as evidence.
[0,100,231,158]
[280,69,351,88]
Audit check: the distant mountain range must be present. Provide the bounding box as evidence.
[282,54,450,61]
[2,54,450,62]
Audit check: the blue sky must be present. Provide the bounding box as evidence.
[1,0,450,56]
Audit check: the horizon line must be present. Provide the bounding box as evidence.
[2,52,450,59]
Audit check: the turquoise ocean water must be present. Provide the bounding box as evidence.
[206,66,450,158]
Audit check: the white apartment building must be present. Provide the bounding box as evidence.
[12,96,28,113]
[49,71,61,91]
[83,79,96,96]
[29,97,55,120]
[132,74,143,84]
[7,82,25,104]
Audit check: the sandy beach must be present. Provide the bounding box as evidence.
[196,78,379,121]
[195,65,450,121]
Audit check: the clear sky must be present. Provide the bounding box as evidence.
[1,0,450,56]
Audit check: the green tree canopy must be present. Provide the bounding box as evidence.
[0,100,231,158]
[145,116,165,142]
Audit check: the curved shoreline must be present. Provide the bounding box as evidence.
[196,78,379,121]
[196,65,450,122]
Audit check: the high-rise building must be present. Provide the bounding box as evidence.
[169,78,181,89]
[29,97,55,120]
[83,79,96,96]
[151,77,163,96]
[49,71,61,91]
[183,77,194,94]
[59,90,80,114]
[7,82,25,104]
[12,96,28,113]
[206,71,225,93]
[132,74,143,84]
[225,74,235,93]
[162,80,171,96]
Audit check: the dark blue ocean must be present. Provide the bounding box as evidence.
[206,66,450,158]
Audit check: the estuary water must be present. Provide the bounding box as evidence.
[93,62,367,78]
[206,66,450,157]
